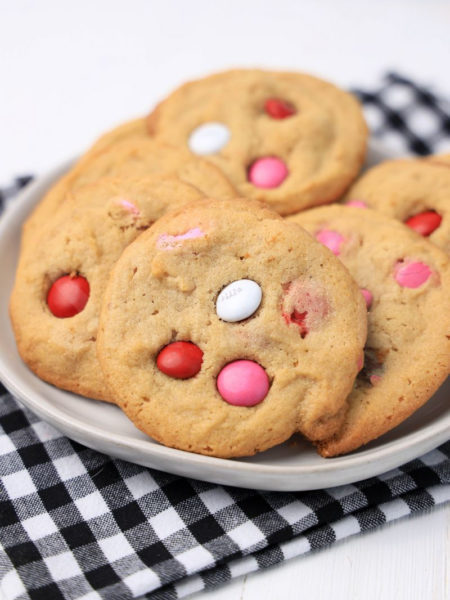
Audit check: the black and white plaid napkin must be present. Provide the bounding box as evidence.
[1,73,449,600]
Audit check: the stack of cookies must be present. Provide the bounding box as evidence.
[10,69,450,459]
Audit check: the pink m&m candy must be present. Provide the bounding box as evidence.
[346,200,367,208]
[157,227,205,250]
[118,199,140,215]
[360,288,373,309]
[394,261,432,288]
[370,374,382,386]
[357,353,364,372]
[315,229,345,256]
[248,157,288,189]
[217,360,269,406]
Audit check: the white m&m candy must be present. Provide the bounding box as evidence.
[216,279,262,322]
[188,122,230,155]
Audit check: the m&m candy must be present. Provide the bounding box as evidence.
[360,288,373,309]
[47,275,90,318]
[156,341,203,379]
[315,229,345,256]
[394,261,432,288]
[216,279,262,322]
[405,211,442,236]
[264,98,296,119]
[217,360,269,406]
[248,157,288,189]
[188,122,230,155]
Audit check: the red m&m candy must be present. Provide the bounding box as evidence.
[156,341,203,379]
[284,309,308,338]
[264,98,296,119]
[47,275,90,318]
[405,211,442,236]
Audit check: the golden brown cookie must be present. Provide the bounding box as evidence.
[22,138,236,245]
[289,205,450,456]
[345,158,450,253]
[147,69,368,215]
[10,176,204,402]
[97,199,367,457]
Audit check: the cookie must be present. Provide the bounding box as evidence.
[22,137,236,245]
[345,158,450,253]
[289,205,450,456]
[10,176,204,401]
[147,69,368,215]
[97,199,367,457]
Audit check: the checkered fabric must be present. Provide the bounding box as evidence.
[0,176,33,215]
[352,72,450,155]
[1,74,449,600]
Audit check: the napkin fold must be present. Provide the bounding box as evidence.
[1,73,449,600]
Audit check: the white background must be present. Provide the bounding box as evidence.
[1,0,450,182]
[1,1,449,599]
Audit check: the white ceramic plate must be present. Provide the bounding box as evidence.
[0,148,449,491]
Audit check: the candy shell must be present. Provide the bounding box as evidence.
[405,211,442,236]
[188,122,230,155]
[216,279,262,322]
[316,229,345,256]
[47,275,90,318]
[248,157,288,189]
[394,261,432,288]
[156,341,203,379]
[217,360,269,406]
[361,288,373,309]
[264,98,296,119]
[346,200,367,208]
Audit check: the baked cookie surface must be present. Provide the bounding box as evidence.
[345,158,450,253]
[23,138,236,244]
[289,205,450,456]
[10,176,204,402]
[425,152,450,167]
[147,69,368,215]
[97,199,367,457]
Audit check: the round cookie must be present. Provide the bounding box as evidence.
[147,69,368,215]
[97,199,367,458]
[345,158,450,253]
[289,205,450,457]
[23,137,236,245]
[10,176,204,402]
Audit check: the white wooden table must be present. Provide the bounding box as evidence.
[190,505,449,600]
[1,2,449,598]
